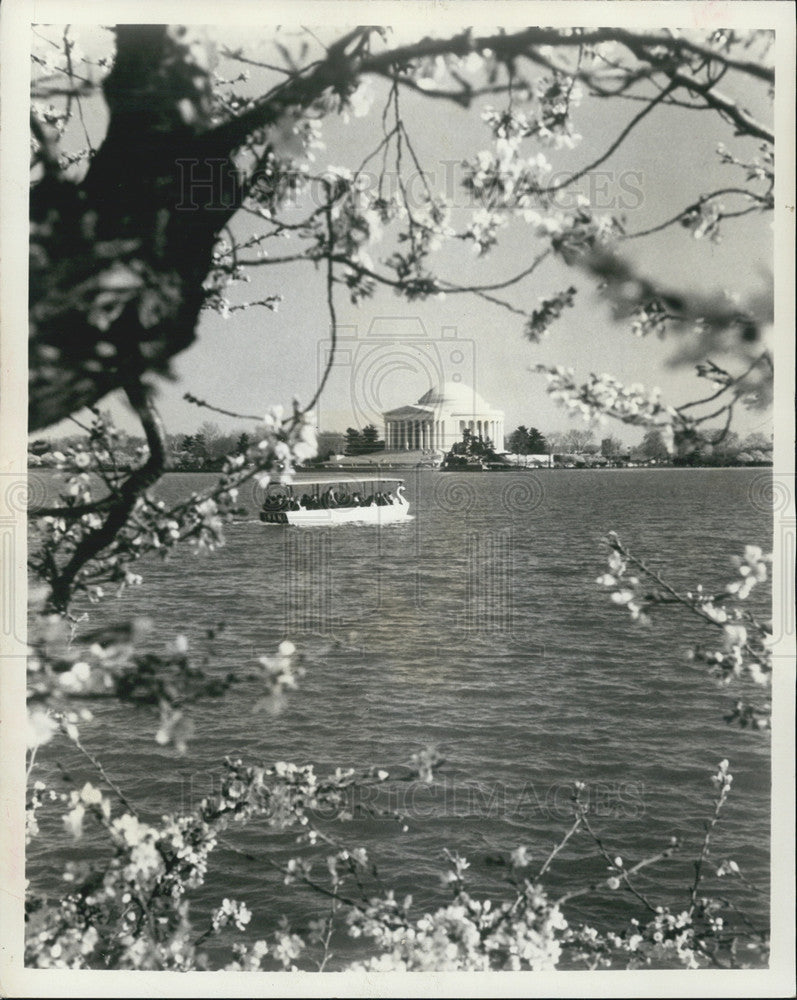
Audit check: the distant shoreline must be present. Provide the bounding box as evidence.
[26,461,773,473]
[27,462,773,472]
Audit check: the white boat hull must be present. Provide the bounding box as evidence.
[261,499,411,526]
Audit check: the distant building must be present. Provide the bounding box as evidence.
[383,381,505,453]
[504,453,553,468]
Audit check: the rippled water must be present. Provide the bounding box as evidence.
[29,468,772,965]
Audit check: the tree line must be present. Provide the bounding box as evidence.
[505,425,772,465]
[29,422,772,469]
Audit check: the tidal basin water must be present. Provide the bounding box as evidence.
[29,468,773,964]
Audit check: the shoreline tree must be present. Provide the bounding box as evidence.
[344,424,385,456]
[638,427,670,463]
[507,425,549,455]
[442,426,503,467]
[600,435,624,460]
[560,427,596,456]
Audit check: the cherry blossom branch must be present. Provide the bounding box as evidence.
[605,532,729,630]
[675,356,769,413]
[46,383,167,610]
[536,813,583,878]
[624,189,772,240]
[66,727,140,817]
[202,27,773,165]
[690,761,733,913]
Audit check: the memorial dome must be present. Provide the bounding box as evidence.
[416,381,490,413]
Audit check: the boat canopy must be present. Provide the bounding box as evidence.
[264,476,405,497]
[272,475,404,487]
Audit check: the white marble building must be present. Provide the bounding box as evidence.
[383,381,505,453]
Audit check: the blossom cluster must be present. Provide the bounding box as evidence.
[348,877,568,972]
[388,193,455,291]
[630,298,672,339]
[528,73,584,149]
[572,908,704,970]
[25,780,55,844]
[525,286,577,342]
[327,179,388,269]
[462,135,553,210]
[27,619,305,755]
[537,365,677,435]
[685,546,773,703]
[465,207,507,256]
[596,543,648,622]
[26,751,387,970]
[481,76,582,152]
[211,898,252,933]
[251,640,305,715]
[680,199,725,242]
[409,745,444,784]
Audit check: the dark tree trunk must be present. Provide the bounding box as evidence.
[29,25,375,433]
[29,26,243,431]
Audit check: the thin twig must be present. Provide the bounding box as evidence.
[556,844,678,906]
[183,392,263,422]
[68,729,140,816]
[297,191,338,419]
[537,814,583,878]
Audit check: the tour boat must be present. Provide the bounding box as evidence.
[259,476,410,526]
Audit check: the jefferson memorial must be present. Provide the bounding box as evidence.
[383,381,505,453]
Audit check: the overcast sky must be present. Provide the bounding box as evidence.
[31,21,776,446]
